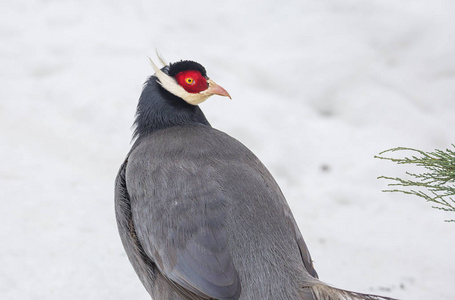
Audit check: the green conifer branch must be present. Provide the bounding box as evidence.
[375,145,455,222]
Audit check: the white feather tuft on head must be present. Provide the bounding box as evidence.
[155,49,167,66]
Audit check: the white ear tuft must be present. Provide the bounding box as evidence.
[155,49,167,66]
[148,57,161,73]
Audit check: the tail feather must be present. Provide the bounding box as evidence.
[304,283,398,300]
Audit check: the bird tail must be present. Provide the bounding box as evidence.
[301,282,398,300]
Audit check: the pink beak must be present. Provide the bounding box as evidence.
[206,79,231,99]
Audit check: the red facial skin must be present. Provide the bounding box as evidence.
[175,70,208,93]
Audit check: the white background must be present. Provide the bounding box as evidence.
[1,0,455,299]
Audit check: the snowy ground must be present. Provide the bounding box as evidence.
[1,0,455,299]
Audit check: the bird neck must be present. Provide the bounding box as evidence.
[133,76,211,139]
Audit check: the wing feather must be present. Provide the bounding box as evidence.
[125,135,241,299]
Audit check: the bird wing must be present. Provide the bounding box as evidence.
[293,217,319,279]
[125,135,241,300]
[277,202,318,278]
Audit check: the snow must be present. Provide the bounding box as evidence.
[1,0,455,299]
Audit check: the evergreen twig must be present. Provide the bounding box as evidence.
[375,145,455,222]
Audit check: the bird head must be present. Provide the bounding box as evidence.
[150,58,231,106]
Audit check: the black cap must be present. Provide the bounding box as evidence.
[168,60,207,78]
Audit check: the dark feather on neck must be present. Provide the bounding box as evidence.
[132,75,211,140]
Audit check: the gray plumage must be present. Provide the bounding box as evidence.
[115,60,396,300]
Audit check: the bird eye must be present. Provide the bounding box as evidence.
[175,70,207,93]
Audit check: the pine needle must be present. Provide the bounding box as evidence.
[375,145,455,222]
